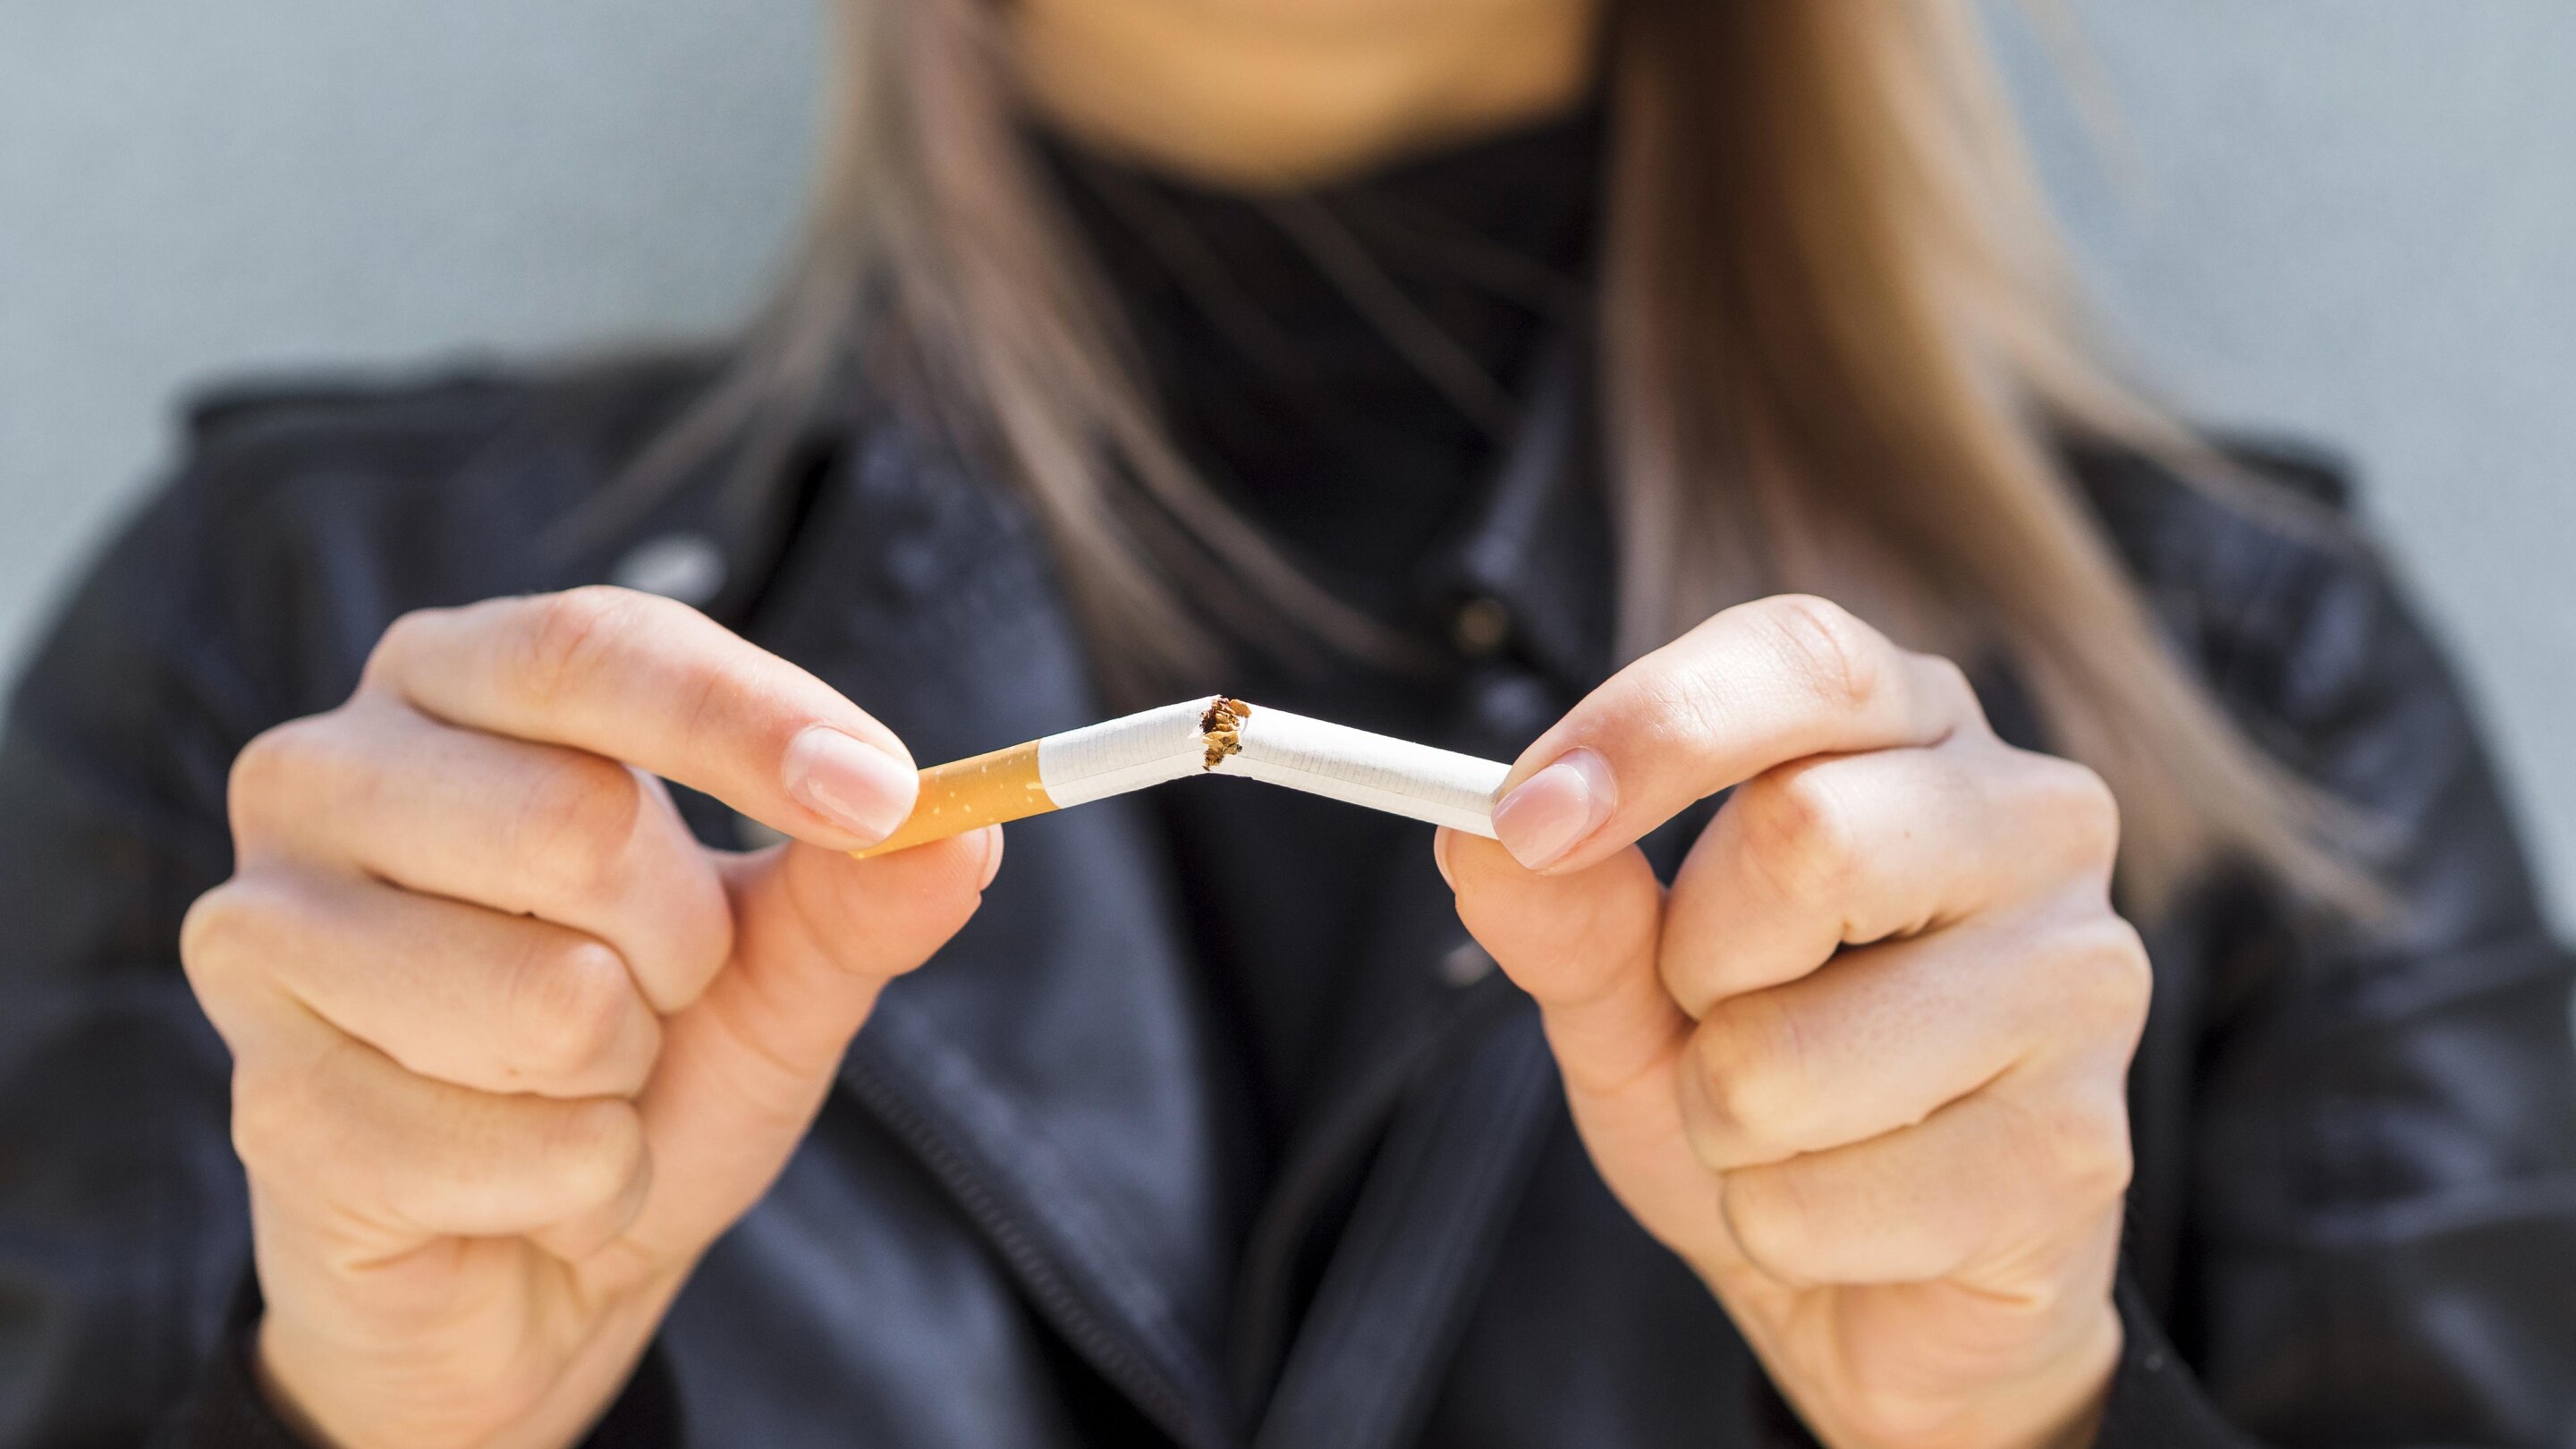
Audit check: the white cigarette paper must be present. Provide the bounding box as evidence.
[1050,697,1510,835]
[1210,705,1510,835]
[1033,699,1213,808]
[857,696,1513,858]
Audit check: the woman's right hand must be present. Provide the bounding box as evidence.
[179,587,998,1449]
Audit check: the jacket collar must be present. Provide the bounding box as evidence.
[707,413,1240,1445]
[702,349,1606,1446]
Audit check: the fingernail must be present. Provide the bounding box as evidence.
[1432,828,1457,890]
[976,826,1005,890]
[784,727,918,845]
[1490,748,1618,870]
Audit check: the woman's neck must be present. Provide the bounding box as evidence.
[1011,0,1604,191]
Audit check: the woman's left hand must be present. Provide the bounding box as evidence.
[1440,595,2149,1449]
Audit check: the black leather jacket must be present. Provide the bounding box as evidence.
[2,359,2570,1447]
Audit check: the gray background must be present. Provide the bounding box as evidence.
[2,2,2569,921]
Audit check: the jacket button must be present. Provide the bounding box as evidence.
[612,532,727,606]
[1450,595,1512,657]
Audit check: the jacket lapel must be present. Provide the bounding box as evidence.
[708,343,1610,1446]
[1234,350,1608,1436]
[737,419,1243,1446]
[1246,884,1562,1449]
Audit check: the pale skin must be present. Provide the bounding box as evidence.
[183,3,2144,1446]
[1013,0,1606,187]
[1447,596,2140,1449]
[185,588,998,1446]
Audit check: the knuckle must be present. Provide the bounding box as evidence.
[228,709,401,843]
[1915,652,1979,716]
[225,724,295,809]
[363,606,442,681]
[1760,594,1885,715]
[510,757,645,904]
[180,876,317,1007]
[2031,1090,2134,1209]
[514,587,648,712]
[504,936,646,1088]
[227,1060,324,1185]
[225,716,334,823]
[2066,1110,2136,1208]
[1741,768,1861,907]
[2032,755,2123,869]
[1721,1164,1818,1282]
[1687,999,1816,1163]
[2063,914,2154,1033]
[673,646,761,749]
[1914,652,1996,741]
[549,1099,647,1208]
[225,1073,281,1174]
[178,882,261,992]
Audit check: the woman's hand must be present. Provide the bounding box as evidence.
[181,588,997,1449]
[1441,596,2148,1449]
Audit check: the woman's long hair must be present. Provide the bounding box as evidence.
[666,0,2360,913]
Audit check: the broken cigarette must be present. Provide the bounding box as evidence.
[852,697,1513,859]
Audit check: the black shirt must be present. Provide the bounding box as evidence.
[1045,111,1616,1401]
[1045,109,1602,619]
[1043,106,1604,1198]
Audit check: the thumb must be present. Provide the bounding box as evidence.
[623,829,999,1258]
[1443,828,1681,1105]
[1442,829,1732,1266]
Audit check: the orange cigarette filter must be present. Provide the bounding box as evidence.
[851,741,1052,859]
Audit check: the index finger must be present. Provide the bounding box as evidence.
[1490,596,1983,874]
[362,587,918,851]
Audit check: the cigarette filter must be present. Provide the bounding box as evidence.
[852,697,1512,859]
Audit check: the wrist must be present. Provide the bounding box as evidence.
[252,1263,691,1449]
[1760,1295,2122,1449]
[246,1322,336,1448]
[2006,1301,2123,1449]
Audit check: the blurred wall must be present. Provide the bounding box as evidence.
[0,0,822,653]
[1,2,2569,921]
[1999,4,2576,926]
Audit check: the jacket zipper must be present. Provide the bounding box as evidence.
[841,1059,1216,1449]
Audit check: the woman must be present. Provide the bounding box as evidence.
[1,1,2568,1445]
